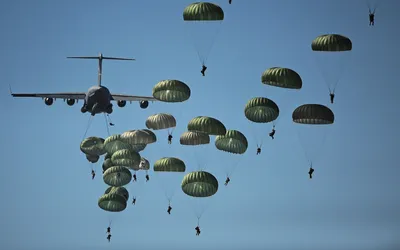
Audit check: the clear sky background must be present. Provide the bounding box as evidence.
[1,0,399,250]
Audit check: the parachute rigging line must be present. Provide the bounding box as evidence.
[103,113,111,136]
[82,115,94,140]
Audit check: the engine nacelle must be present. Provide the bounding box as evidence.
[140,100,149,109]
[117,100,126,108]
[44,97,54,106]
[66,99,75,106]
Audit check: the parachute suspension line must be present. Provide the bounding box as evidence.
[200,21,223,65]
[296,130,312,165]
[185,21,223,65]
[82,115,94,140]
[366,0,379,13]
[250,124,262,149]
[88,161,94,171]
[193,149,205,171]
[296,127,330,166]
[169,108,182,137]
[226,158,242,178]
[103,114,111,137]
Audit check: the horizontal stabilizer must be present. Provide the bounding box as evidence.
[67,55,135,61]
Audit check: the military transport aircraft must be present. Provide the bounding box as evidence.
[10,53,157,116]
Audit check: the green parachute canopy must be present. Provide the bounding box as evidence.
[139,157,150,171]
[261,67,302,89]
[244,97,280,123]
[105,153,111,160]
[187,116,226,136]
[103,166,132,187]
[152,80,191,102]
[120,129,157,145]
[102,158,113,173]
[181,171,218,197]
[80,137,106,156]
[292,104,334,125]
[111,149,141,170]
[86,154,99,163]
[146,113,176,130]
[183,2,224,21]
[311,34,352,52]
[98,193,127,212]
[105,186,129,202]
[180,131,210,145]
[142,129,157,143]
[154,157,186,172]
[104,135,133,155]
[215,130,248,154]
[130,143,147,153]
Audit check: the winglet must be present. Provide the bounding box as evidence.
[9,84,13,96]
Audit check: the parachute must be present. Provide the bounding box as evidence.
[187,116,226,136]
[152,80,191,103]
[261,67,302,128]
[98,187,129,229]
[130,143,147,153]
[154,157,186,172]
[80,137,106,156]
[292,104,334,125]
[292,104,334,169]
[153,157,186,205]
[261,67,302,89]
[244,97,279,147]
[103,166,132,187]
[245,97,280,123]
[215,130,248,155]
[139,157,150,171]
[102,158,114,173]
[311,34,352,98]
[120,129,157,145]
[180,131,210,146]
[146,113,177,141]
[111,149,141,170]
[98,193,127,212]
[104,135,133,155]
[183,2,224,65]
[86,154,100,164]
[146,113,176,130]
[215,129,248,178]
[105,186,130,202]
[181,171,218,225]
[182,171,218,197]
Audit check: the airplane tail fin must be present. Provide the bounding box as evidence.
[66,54,135,86]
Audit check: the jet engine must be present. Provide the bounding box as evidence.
[117,100,126,108]
[44,97,54,106]
[66,99,75,106]
[140,100,149,109]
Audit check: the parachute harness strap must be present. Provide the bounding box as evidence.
[82,115,94,140]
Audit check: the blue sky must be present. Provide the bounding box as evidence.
[1,0,399,249]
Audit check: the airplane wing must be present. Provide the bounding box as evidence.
[11,92,86,100]
[111,94,157,102]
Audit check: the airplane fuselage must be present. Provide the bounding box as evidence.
[81,86,113,116]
